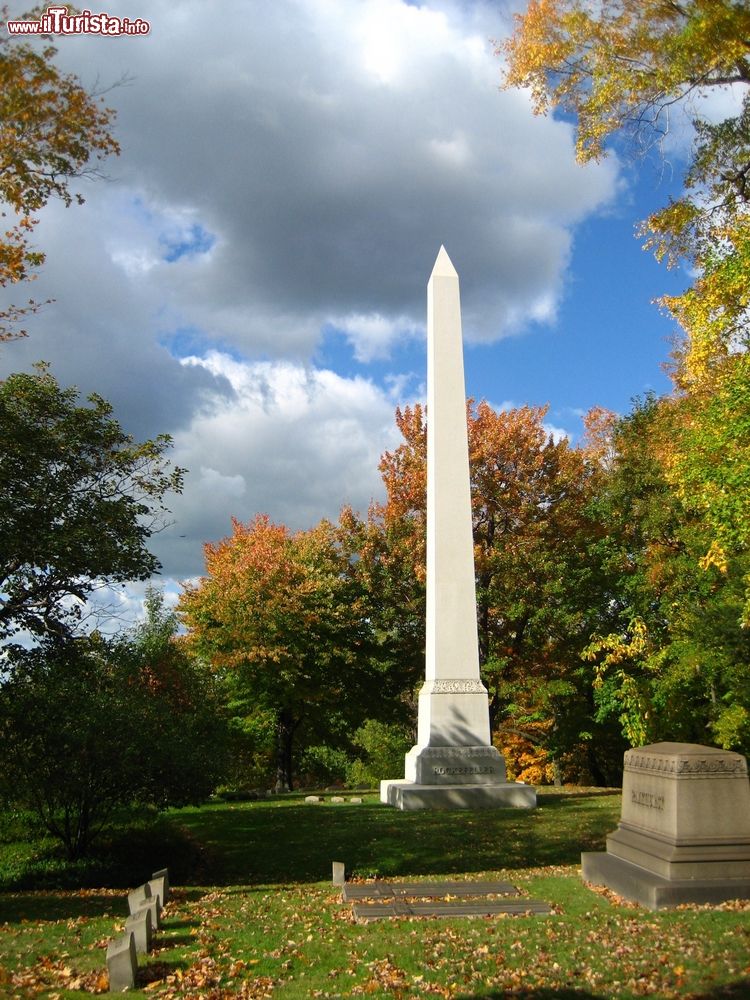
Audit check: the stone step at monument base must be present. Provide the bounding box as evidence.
[381,779,536,811]
[352,899,552,922]
[582,851,750,911]
[342,880,517,901]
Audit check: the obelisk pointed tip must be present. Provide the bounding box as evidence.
[431,245,457,279]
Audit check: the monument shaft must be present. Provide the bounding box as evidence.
[426,247,481,684]
[418,247,490,748]
[380,247,535,810]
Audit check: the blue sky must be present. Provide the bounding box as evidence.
[316,152,689,434]
[0,0,706,619]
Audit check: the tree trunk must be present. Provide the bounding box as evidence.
[488,690,500,737]
[586,743,608,787]
[274,708,298,792]
[552,757,562,787]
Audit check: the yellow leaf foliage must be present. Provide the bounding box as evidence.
[502,0,750,162]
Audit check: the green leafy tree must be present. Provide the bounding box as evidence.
[0,626,226,860]
[583,396,750,752]
[346,719,412,789]
[130,586,229,798]
[0,366,184,641]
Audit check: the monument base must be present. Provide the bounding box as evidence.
[581,742,750,910]
[380,779,537,811]
[581,851,750,910]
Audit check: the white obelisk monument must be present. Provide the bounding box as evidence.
[381,247,537,810]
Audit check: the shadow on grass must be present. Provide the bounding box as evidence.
[0,810,208,892]
[460,991,609,1000]
[172,793,621,885]
[0,887,206,924]
[153,932,199,950]
[137,958,195,989]
[457,983,750,1000]
[691,982,750,999]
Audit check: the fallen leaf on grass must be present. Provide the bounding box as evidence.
[12,958,108,995]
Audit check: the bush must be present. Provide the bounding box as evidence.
[345,719,411,788]
[299,745,351,787]
[0,635,227,859]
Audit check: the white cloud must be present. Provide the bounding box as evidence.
[333,312,422,362]
[21,0,618,353]
[143,351,402,578]
[0,0,623,587]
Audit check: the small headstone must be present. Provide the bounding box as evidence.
[106,932,137,992]
[136,896,161,931]
[147,876,165,908]
[582,742,750,909]
[349,797,363,804]
[332,861,346,885]
[151,867,170,903]
[127,882,151,916]
[124,908,152,954]
[330,796,345,803]
[305,795,322,803]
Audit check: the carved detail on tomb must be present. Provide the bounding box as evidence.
[418,746,501,759]
[423,679,487,695]
[625,749,747,777]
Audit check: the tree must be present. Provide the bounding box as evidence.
[0,8,119,340]
[502,0,750,618]
[373,401,620,783]
[0,366,184,641]
[0,625,226,860]
[582,395,750,753]
[126,586,229,806]
[179,514,378,792]
[502,1,750,162]
[502,0,750,377]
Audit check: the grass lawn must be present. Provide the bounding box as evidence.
[1,788,749,998]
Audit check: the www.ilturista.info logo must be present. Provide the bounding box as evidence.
[6,5,150,36]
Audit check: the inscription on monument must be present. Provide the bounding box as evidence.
[433,766,496,776]
[631,789,665,810]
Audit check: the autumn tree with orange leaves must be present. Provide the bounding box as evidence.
[368,401,624,784]
[179,515,390,792]
[0,7,119,340]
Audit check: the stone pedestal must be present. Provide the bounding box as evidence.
[380,247,534,812]
[582,742,750,909]
[382,775,536,810]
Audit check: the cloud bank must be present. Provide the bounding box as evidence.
[1,0,620,588]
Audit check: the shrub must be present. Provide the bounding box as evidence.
[0,635,227,859]
[346,719,411,788]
